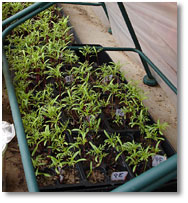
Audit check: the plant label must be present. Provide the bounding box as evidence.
[116,109,124,117]
[152,155,167,167]
[108,74,113,81]
[59,174,64,183]
[104,74,113,82]
[65,75,73,83]
[111,171,128,181]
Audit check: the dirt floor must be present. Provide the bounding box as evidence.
[2,77,27,192]
[2,4,177,192]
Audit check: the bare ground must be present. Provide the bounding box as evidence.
[2,77,27,192]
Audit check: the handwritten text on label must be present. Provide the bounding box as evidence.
[111,171,128,181]
[65,75,73,83]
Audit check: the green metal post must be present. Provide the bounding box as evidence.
[117,2,157,86]
[60,2,102,6]
[100,2,112,34]
[100,2,109,19]
[67,45,177,95]
[139,171,177,192]
[2,49,39,192]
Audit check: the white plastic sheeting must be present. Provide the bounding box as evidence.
[93,2,177,105]
[2,121,15,152]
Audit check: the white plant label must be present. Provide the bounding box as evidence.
[152,155,167,167]
[108,74,113,81]
[104,74,113,82]
[65,75,73,83]
[116,108,124,117]
[111,171,128,181]
[59,174,64,183]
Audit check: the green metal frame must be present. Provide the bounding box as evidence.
[68,46,177,95]
[112,154,177,192]
[117,2,158,86]
[2,2,177,192]
[62,2,158,86]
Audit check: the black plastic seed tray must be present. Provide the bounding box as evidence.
[39,131,175,192]
[38,44,176,192]
[40,131,134,192]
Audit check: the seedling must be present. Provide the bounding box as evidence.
[104,130,120,150]
[45,63,64,96]
[87,142,108,168]
[72,128,89,146]
[144,121,166,142]
[91,46,103,65]
[79,45,93,62]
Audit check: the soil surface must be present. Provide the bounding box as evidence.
[2,77,27,192]
[2,3,177,192]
